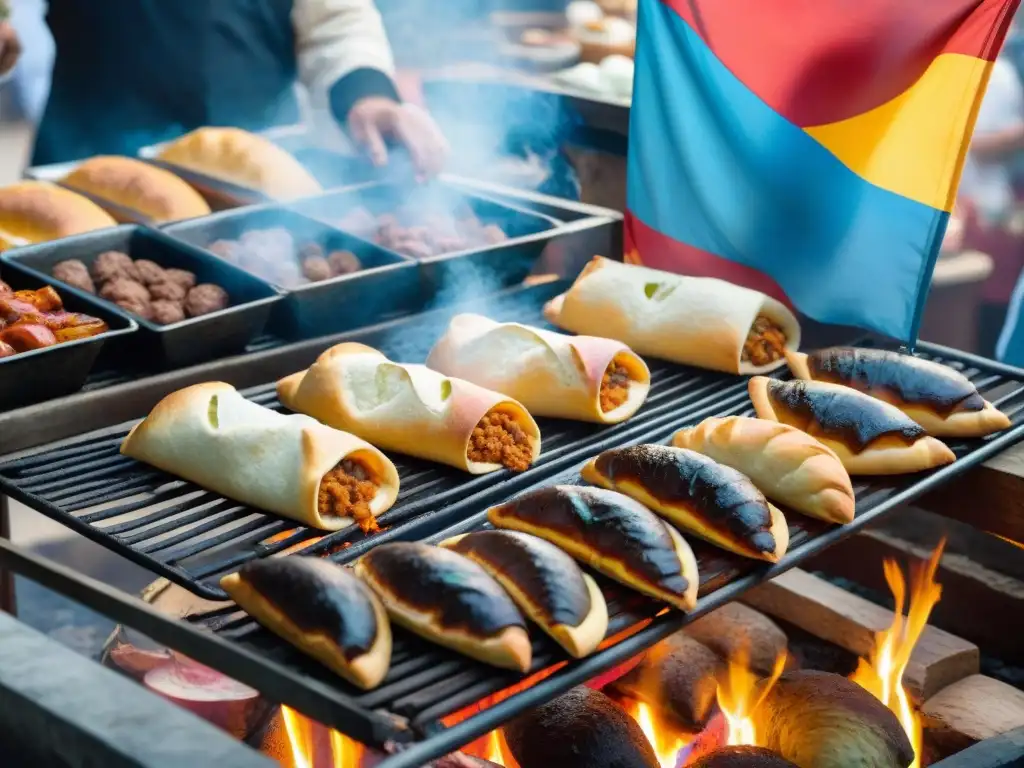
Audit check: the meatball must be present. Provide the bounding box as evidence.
[327,250,362,276]
[91,250,138,283]
[302,256,333,282]
[149,299,186,325]
[207,239,241,262]
[299,242,325,262]
[184,283,229,317]
[100,278,149,304]
[481,224,508,245]
[134,259,166,286]
[163,268,197,291]
[116,296,151,320]
[394,239,435,259]
[52,259,95,294]
[149,280,187,302]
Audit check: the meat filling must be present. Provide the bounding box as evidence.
[742,315,788,366]
[600,361,633,412]
[468,411,535,472]
[318,459,380,533]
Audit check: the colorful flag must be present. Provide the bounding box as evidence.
[625,0,1019,342]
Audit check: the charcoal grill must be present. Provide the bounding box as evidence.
[3,272,1024,766]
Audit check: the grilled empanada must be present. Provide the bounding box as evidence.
[672,416,855,524]
[581,444,789,562]
[355,542,532,672]
[221,557,391,689]
[749,377,955,475]
[442,530,609,658]
[786,347,1010,438]
[488,485,699,611]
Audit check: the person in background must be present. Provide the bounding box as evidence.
[22,0,447,175]
[957,53,1024,356]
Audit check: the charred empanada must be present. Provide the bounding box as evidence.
[441,529,609,658]
[581,444,789,562]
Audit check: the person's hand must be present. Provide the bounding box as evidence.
[347,97,449,179]
[0,22,21,76]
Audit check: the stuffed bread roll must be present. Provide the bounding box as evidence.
[543,256,801,374]
[786,347,1011,438]
[278,343,541,474]
[672,416,855,524]
[355,542,532,672]
[581,445,789,562]
[441,530,609,657]
[488,485,699,611]
[221,557,391,689]
[426,313,651,424]
[749,377,956,475]
[120,382,400,532]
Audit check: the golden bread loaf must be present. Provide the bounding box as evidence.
[156,127,322,201]
[61,156,211,224]
[0,181,116,249]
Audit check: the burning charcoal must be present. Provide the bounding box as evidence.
[611,632,721,729]
[689,746,799,767]
[207,239,241,262]
[184,283,229,317]
[327,250,362,276]
[134,259,167,286]
[101,278,149,304]
[52,259,96,293]
[164,268,197,291]
[150,299,186,325]
[116,295,152,320]
[91,250,138,282]
[149,279,187,303]
[754,671,914,768]
[302,256,332,282]
[503,686,659,768]
[684,604,787,677]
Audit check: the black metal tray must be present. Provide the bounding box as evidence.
[0,267,137,410]
[1,226,283,370]
[162,205,421,340]
[289,178,563,295]
[2,339,1022,768]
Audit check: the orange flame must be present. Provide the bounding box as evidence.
[628,699,690,767]
[850,540,945,768]
[279,706,366,768]
[715,649,786,748]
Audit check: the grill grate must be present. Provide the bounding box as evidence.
[0,281,757,600]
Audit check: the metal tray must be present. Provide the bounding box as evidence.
[2,339,1022,768]
[162,205,421,340]
[1,226,282,370]
[0,267,137,410]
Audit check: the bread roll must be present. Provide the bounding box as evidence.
[278,343,541,474]
[121,382,400,531]
[355,542,532,672]
[543,256,801,374]
[441,530,608,657]
[0,181,116,249]
[426,313,651,424]
[156,127,322,201]
[581,444,789,562]
[749,377,956,475]
[221,557,391,689]
[786,347,1011,438]
[672,416,855,524]
[61,156,211,224]
[488,485,699,611]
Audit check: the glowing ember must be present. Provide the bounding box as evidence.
[279,706,365,768]
[850,541,945,768]
[629,700,689,768]
[715,649,785,748]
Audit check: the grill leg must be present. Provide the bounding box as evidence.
[0,494,16,615]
